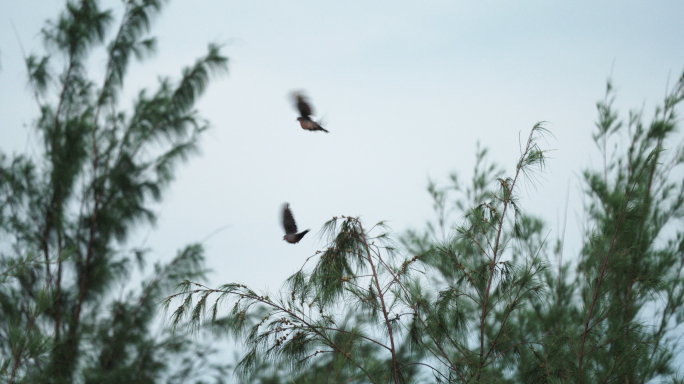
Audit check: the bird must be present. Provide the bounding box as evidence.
[282,203,310,244]
[292,92,329,133]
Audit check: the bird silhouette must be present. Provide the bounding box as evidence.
[292,92,329,133]
[282,203,310,244]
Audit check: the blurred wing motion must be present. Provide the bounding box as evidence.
[294,92,313,120]
[291,91,329,133]
[281,203,310,244]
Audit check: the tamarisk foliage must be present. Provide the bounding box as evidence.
[407,73,684,383]
[572,74,684,382]
[497,73,684,384]
[0,1,228,383]
[167,125,553,383]
[169,71,684,384]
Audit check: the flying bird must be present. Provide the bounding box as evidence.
[292,92,329,133]
[282,203,310,244]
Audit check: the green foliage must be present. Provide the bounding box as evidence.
[168,70,684,383]
[569,71,684,383]
[0,0,227,383]
[168,125,557,383]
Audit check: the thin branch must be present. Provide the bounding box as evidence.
[479,127,536,374]
[577,150,656,382]
[356,220,400,384]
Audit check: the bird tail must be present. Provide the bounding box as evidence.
[294,229,310,243]
[317,116,329,133]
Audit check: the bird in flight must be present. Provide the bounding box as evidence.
[292,92,329,133]
[282,203,310,244]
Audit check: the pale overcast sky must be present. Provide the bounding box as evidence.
[2,0,684,309]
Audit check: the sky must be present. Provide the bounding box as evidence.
[2,0,684,365]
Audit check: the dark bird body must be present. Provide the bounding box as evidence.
[292,92,329,133]
[282,203,310,244]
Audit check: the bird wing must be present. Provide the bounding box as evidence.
[282,203,298,235]
[293,93,313,119]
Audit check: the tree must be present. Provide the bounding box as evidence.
[169,70,684,383]
[168,124,551,384]
[0,0,228,383]
[497,74,684,384]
